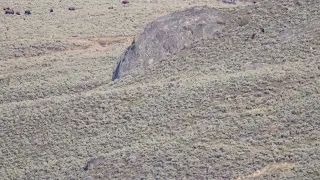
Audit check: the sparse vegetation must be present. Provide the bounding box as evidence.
[1,0,319,179]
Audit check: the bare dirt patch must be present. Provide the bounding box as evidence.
[237,162,295,179]
[3,36,131,60]
[67,36,131,51]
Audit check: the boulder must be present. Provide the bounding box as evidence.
[112,6,231,80]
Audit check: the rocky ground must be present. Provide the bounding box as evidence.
[1,0,319,179]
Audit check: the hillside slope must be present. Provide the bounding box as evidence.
[1,0,319,179]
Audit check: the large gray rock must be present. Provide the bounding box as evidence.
[112,6,231,80]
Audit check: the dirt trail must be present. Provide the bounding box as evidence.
[2,36,131,61]
[68,36,132,51]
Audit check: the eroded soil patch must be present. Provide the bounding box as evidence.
[3,36,131,60]
[67,36,131,51]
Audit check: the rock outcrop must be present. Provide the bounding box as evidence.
[112,6,232,80]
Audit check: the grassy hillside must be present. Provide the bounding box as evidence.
[1,0,319,179]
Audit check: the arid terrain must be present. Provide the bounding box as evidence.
[1,0,320,179]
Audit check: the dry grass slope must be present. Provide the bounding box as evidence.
[1,0,320,179]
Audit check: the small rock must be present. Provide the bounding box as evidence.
[50,8,53,13]
[251,33,256,39]
[83,157,104,171]
[3,7,10,11]
[25,10,31,15]
[16,11,20,15]
[68,7,75,11]
[108,6,114,9]
[5,9,14,14]
[121,0,130,4]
